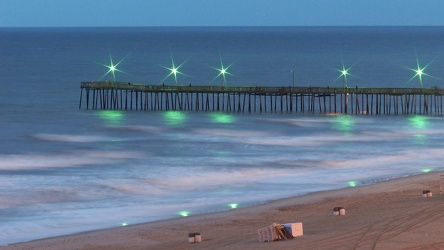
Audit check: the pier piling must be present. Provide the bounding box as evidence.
[79,81,444,116]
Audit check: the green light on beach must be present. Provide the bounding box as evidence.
[210,113,235,124]
[421,168,433,173]
[97,110,124,126]
[348,181,357,187]
[121,222,128,226]
[229,203,239,209]
[179,211,190,217]
[164,111,187,126]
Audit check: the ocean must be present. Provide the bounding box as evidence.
[1,26,444,245]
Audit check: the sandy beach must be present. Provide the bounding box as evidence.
[3,171,444,250]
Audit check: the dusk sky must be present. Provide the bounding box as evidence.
[1,0,443,27]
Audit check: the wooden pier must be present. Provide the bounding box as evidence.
[79,81,444,116]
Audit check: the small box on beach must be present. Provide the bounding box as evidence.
[333,207,345,215]
[283,222,303,237]
[257,223,279,242]
[422,190,432,198]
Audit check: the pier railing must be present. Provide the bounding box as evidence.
[79,81,444,116]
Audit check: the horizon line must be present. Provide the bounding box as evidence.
[1,24,444,29]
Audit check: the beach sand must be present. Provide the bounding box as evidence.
[3,171,444,250]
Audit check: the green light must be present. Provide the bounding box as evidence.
[229,203,238,209]
[179,211,190,217]
[161,52,188,85]
[211,57,235,86]
[408,116,429,129]
[210,113,235,124]
[348,181,357,187]
[421,168,433,173]
[406,53,433,88]
[164,111,187,126]
[121,222,128,226]
[98,52,128,81]
[332,115,354,133]
[335,61,354,88]
[97,110,124,126]
[408,116,429,145]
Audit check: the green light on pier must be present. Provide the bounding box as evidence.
[211,57,235,86]
[162,52,188,85]
[335,61,354,88]
[98,52,128,81]
[406,54,433,88]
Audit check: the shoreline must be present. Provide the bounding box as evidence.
[3,171,444,249]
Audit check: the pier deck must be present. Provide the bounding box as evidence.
[79,81,444,116]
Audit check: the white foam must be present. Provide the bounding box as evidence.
[192,128,272,137]
[0,150,143,170]
[118,125,165,133]
[32,133,109,143]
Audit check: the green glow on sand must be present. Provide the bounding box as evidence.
[121,222,128,226]
[98,110,124,126]
[211,57,235,86]
[210,113,235,124]
[179,211,190,217]
[348,181,357,187]
[229,203,239,209]
[164,111,187,126]
[421,168,433,173]
[98,52,128,81]
[161,52,188,85]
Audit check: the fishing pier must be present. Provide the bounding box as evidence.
[79,81,444,116]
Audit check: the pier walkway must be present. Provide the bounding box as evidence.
[79,81,444,116]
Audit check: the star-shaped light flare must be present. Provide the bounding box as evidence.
[211,58,235,86]
[406,55,432,88]
[161,52,188,85]
[335,62,353,88]
[98,52,128,81]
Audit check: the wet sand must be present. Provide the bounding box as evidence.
[3,171,444,250]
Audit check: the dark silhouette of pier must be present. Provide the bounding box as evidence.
[79,81,444,116]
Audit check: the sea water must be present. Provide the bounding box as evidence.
[1,26,444,245]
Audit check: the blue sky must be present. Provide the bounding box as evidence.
[1,0,443,27]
